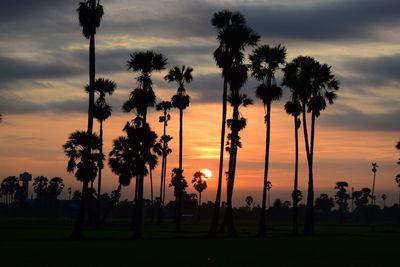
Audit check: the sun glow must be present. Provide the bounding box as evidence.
[200,169,212,180]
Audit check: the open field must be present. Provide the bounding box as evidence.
[0,218,399,267]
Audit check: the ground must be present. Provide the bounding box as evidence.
[0,218,398,266]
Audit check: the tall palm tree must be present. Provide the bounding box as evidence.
[75,0,103,240]
[164,65,193,232]
[209,10,259,237]
[108,117,158,238]
[395,141,400,205]
[63,130,102,239]
[282,62,303,235]
[286,56,339,235]
[222,64,253,236]
[123,51,166,234]
[192,171,207,221]
[249,44,286,237]
[91,78,116,226]
[155,101,173,223]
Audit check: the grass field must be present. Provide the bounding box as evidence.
[0,218,398,266]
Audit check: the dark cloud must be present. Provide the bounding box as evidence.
[320,106,400,132]
[343,54,400,86]
[0,55,84,86]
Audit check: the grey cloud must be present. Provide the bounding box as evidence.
[320,106,400,132]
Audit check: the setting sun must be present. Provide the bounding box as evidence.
[200,169,212,179]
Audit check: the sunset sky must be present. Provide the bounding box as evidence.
[0,0,399,207]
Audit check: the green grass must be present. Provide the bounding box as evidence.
[0,218,398,267]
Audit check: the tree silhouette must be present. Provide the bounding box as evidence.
[282,62,303,235]
[334,181,350,224]
[249,44,286,237]
[33,176,49,200]
[245,196,253,210]
[169,168,188,226]
[371,162,379,205]
[75,0,104,241]
[315,193,334,213]
[154,101,173,223]
[0,176,20,205]
[209,10,259,237]
[396,141,400,205]
[63,130,102,239]
[222,64,253,237]
[381,194,387,207]
[283,56,339,235]
[108,117,158,238]
[123,50,166,236]
[192,171,207,221]
[91,78,116,227]
[165,65,193,232]
[68,187,72,200]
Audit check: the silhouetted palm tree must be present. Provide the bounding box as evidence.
[381,194,387,207]
[47,177,65,200]
[209,10,259,237]
[371,162,379,204]
[245,196,254,209]
[75,0,103,241]
[155,101,173,223]
[283,62,303,235]
[222,64,253,236]
[123,51,166,234]
[334,181,350,224]
[108,117,158,238]
[395,141,400,204]
[249,44,286,237]
[192,171,207,221]
[165,65,193,232]
[0,176,20,204]
[63,130,102,239]
[91,78,116,226]
[33,176,49,200]
[284,56,339,235]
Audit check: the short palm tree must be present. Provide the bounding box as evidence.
[164,65,193,232]
[209,10,259,237]
[63,130,102,240]
[249,44,286,237]
[108,117,158,238]
[192,171,208,221]
[92,78,116,226]
[334,181,350,224]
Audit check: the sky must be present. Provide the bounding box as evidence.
[0,0,399,207]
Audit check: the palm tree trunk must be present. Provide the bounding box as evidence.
[304,110,315,235]
[176,108,183,232]
[198,192,202,221]
[209,77,228,237]
[372,172,376,205]
[158,155,165,224]
[258,102,271,237]
[135,175,144,238]
[96,119,103,228]
[292,115,299,235]
[149,169,154,222]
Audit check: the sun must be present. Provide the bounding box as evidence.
[200,168,212,179]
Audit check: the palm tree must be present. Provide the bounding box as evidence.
[155,101,173,223]
[222,64,253,236]
[395,141,400,205]
[266,181,272,210]
[0,176,20,204]
[209,10,259,237]
[192,171,207,221]
[123,51,166,234]
[164,65,193,232]
[284,56,339,235]
[282,62,303,235]
[381,194,387,207]
[91,78,116,226]
[371,162,379,205]
[75,0,103,241]
[245,196,253,210]
[33,176,49,200]
[334,181,350,224]
[108,117,158,238]
[47,177,65,201]
[249,44,286,236]
[63,130,102,239]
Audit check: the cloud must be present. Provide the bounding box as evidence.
[320,106,400,132]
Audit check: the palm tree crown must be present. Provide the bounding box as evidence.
[165,65,193,110]
[77,0,104,39]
